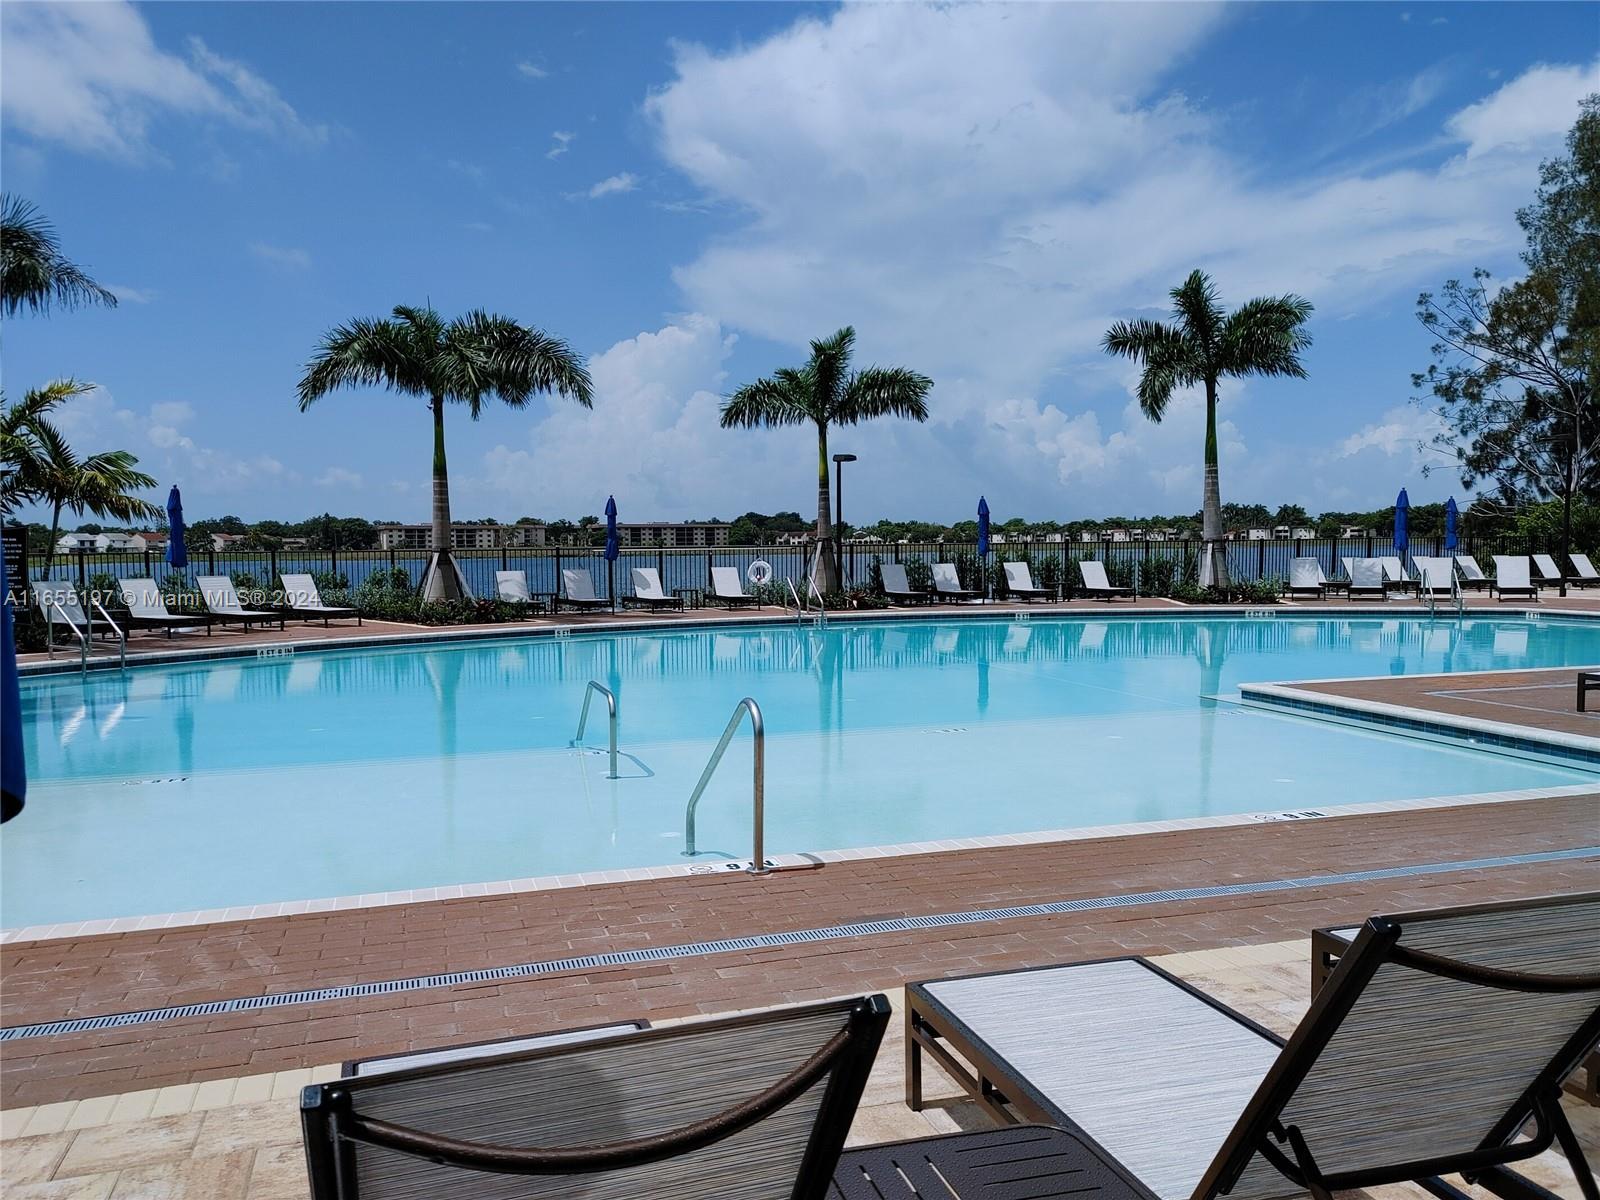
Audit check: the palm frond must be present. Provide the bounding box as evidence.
[808,326,856,416]
[1170,270,1224,345]
[719,376,813,429]
[837,366,933,424]
[297,318,428,409]
[1218,294,1315,379]
[1,195,118,317]
[445,311,594,416]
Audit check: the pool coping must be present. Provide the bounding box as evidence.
[19,602,1600,677]
[1239,669,1600,765]
[4,781,1594,946]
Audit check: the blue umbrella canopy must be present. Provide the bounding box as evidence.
[977,496,990,558]
[165,486,188,569]
[1444,497,1459,552]
[1,549,24,823]
[603,495,619,562]
[1393,488,1409,559]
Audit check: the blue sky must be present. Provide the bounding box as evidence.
[3,1,1596,528]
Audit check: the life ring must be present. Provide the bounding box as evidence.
[747,560,773,586]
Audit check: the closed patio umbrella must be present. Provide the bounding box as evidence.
[604,495,619,612]
[165,486,188,572]
[1,550,24,823]
[1393,488,1409,564]
[1444,496,1458,552]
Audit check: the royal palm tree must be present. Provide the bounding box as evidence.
[1103,270,1312,586]
[721,326,932,594]
[1,196,118,317]
[2,381,161,562]
[298,305,593,600]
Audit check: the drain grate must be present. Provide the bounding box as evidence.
[2,844,1594,1043]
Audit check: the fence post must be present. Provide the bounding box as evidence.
[270,548,279,584]
[144,548,152,577]
[501,545,508,571]
[1257,539,1265,581]
[705,550,713,588]
[657,548,665,585]
[208,547,217,574]
[554,546,563,598]
[76,550,88,592]
[388,547,397,572]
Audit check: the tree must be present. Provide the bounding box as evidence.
[1,196,118,317]
[1103,270,1313,585]
[298,304,592,599]
[721,326,932,593]
[1,381,160,561]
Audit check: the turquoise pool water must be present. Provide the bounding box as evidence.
[4,615,1598,926]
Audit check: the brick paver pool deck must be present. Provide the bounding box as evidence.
[3,792,1595,1108]
[1292,667,1600,740]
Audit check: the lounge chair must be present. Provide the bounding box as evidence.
[30,581,124,656]
[558,567,610,612]
[301,995,889,1199]
[118,577,211,637]
[1342,557,1386,601]
[280,573,360,626]
[879,562,931,605]
[1003,561,1054,602]
[1454,554,1491,591]
[1284,557,1327,599]
[1413,555,1456,598]
[625,566,683,612]
[709,565,759,608]
[1532,553,1564,589]
[1570,552,1600,588]
[1492,555,1540,602]
[494,570,546,613]
[1077,560,1131,601]
[1377,555,1418,596]
[932,562,984,603]
[197,575,285,630]
[906,892,1600,1200]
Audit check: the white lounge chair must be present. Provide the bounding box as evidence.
[879,562,930,605]
[932,562,983,602]
[904,893,1600,1200]
[1413,556,1456,597]
[1376,556,1417,596]
[1002,561,1053,603]
[1285,557,1327,599]
[495,570,551,613]
[626,567,683,611]
[1453,554,1491,591]
[197,575,285,630]
[709,565,759,608]
[118,577,211,636]
[1343,558,1386,600]
[1491,555,1540,602]
[1571,552,1600,588]
[1532,553,1564,588]
[280,573,360,626]
[30,581,124,657]
[557,567,610,612]
[1077,560,1131,601]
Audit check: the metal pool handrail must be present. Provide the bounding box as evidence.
[683,697,767,874]
[572,680,619,779]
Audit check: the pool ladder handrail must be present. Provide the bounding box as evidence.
[571,680,619,779]
[786,577,827,628]
[682,696,767,874]
[43,593,126,674]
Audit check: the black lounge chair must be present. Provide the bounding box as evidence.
[280,573,361,626]
[1003,561,1055,602]
[302,995,888,1199]
[198,574,286,630]
[932,562,984,603]
[118,577,212,637]
[907,892,1600,1200]
[880,562,932,605]
[623,566,684,611]
[710,565,760,608]
[1077,560,1132,601]
[558,567,611,612]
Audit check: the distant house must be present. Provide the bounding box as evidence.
[55,532,149,553]
[1338,525,1372,538]
[1242,528,1271,541]
[211,533,248,551]
[1077,529,1099,543]
[773,531,812,546]
[1270,525,1318,540]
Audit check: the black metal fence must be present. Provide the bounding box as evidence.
[13,533,1552,600]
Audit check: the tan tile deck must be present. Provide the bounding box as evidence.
[2,794,1595,1107]
[1295,667,1600,740]
[2,940,1594,1200]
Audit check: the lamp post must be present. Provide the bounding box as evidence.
[833,453,857,587]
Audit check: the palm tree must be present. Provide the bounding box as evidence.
[2,381,161,564]
[1103,270,1312,587]
[298,305,593,600]
[1,196,118,317]
[721,327,932,594]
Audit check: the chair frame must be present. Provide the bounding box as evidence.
[879,563,933,606]
[623,567,684,612]
[302,995,889,1200]
[1002,562,1055,603]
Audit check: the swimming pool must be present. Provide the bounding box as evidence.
[5,615,1599,927]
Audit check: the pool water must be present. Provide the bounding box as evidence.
[5,615,1598,926]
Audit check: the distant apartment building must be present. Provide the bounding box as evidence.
[616,522,730,549]
[1338,524,1372,538]
[376,523,526,550]
[1271,525,1317,540]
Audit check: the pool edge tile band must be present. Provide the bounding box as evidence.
[3,843,1595,1043]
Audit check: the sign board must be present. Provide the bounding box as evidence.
[1,526,26,578]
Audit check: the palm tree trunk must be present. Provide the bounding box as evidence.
[1199,378,1228,588]
[47,501,63,585]
[423,393,465,602]
[814,421,838,595]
